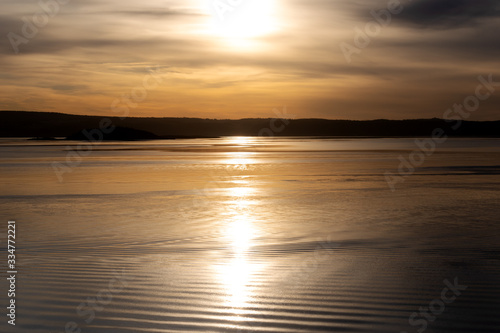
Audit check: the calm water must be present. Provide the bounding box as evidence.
[0,137,499,333]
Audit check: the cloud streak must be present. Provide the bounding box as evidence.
[394,0,500,29]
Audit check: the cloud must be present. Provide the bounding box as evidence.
[104,8,204,18]
[393,0,500,29]
[50,84,88,92]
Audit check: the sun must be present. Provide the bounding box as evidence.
[205,0,277,41]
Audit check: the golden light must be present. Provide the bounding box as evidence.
[228,186,252,198]
[219,256,252,311]
[219,207,257,311]
[226,180,256,212]
[204,0,278,48]
[227,215,254,253]
[224,180,256,253]
[214,159,261,314]
[230,136,252,146]
[225,152,256,167]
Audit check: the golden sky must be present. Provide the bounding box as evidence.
[1,0,499,119]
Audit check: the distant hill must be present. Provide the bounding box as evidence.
[1,111,499,138]
[66,127,161,141]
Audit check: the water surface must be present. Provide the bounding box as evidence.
[0,137,499,333]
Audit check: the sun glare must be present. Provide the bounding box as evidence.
[205,0,277,46]
[214,161,262,313]
[230,136,252,146]
[219,207,257,310]
[219,256,252,311]
[225,151,256,167]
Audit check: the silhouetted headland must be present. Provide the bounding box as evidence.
[1,111,499,138]
[66,127,162,141]
[28,136,58,141]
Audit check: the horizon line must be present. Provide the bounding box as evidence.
[2,110,500,123]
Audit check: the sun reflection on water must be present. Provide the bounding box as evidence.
[220,211,257,311]
[228,186,252,198]
[219,255,252,314]
[225,152,256,167]
[230,136,253,146]
[215,156,261,315]
[227,215,254,254]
